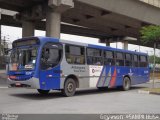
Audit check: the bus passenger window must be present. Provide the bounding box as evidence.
[41,43,62,70]
[104,51,115,66]
[87,48,103,65]
[116,52,124,66]
[139,55,148,67]
[65,45,85,65]
[125,53,132,66]
[133,55,139,67]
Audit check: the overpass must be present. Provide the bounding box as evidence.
[0,0,160,48]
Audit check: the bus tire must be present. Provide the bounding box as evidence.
[62,78,76,97]
[122,77,131,91]
[37,89,50,95]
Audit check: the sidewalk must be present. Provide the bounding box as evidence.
[0,70,7,86]
[0,70,6,74]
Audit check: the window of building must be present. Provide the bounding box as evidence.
[65,45,85,65]
[87,48,103,65]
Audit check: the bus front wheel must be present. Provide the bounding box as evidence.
[62,78,76,97]
[122,77,131,91]
[37,89,50,95]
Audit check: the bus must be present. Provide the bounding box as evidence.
[7,37,150,97]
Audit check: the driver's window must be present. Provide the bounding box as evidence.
[41,43,62,70]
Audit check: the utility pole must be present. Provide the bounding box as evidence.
[152,43,156,88]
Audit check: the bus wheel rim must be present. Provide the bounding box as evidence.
[67,83,74,93]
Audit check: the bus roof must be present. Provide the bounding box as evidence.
[14,36,148,56]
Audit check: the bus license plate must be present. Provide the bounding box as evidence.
[16,83,21,86]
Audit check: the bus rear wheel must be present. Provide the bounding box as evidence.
[37,89,50,95]
[122,77,131,91]
[62,78,76,97]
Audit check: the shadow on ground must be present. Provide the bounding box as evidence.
[9,86,147,100]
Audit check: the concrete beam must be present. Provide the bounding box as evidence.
[22,20,35,37]
[77,0,160,25]
[62,16,138,38]
[14,4,46,21]
[48,0,74,13]
[0,14,111,38]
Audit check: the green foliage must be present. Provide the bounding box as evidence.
[149,55,160,64]
[140,25,160,44]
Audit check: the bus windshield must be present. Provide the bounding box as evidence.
[9,47,38,71]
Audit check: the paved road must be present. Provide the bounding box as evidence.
[0,83,160,114]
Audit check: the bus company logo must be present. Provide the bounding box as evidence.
[92,69,101,73]
[71,66,86,72]
[25,72,32,75]
[2,114,19,120]
[92,69,95,73]
[144,71,149,74]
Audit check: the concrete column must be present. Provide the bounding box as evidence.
[106,40,110,46]
[22,20,35,37]
[46,8,61,38]
[123,41,128,50]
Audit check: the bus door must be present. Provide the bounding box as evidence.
[138,55,149,83]
[39,43,63,90]
[132,54,139,84]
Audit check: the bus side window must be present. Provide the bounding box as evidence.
[65,45,85,65]
[41,43,62,70]
[104,50,115,66]
[133,54,138,67]
[87,48,103,65]
[125,53,132,66]
[139,55,148,67]
[116,52,124,66]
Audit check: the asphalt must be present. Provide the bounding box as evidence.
[0,83,159,114]
[0,70,160,114]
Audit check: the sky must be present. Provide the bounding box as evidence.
[1,25,160,56]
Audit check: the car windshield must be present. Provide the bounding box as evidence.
[9,47,38,71]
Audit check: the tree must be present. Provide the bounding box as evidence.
[141,25,160,44]
[149,55,160,64]
[140,25,160,88]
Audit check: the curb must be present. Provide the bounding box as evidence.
[138,90,150,94]
[138,90,160,95]
[0,86,8,89]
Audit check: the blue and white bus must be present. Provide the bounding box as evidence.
[7,37,149,97]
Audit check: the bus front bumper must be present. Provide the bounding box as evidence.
[7,77,40,89]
